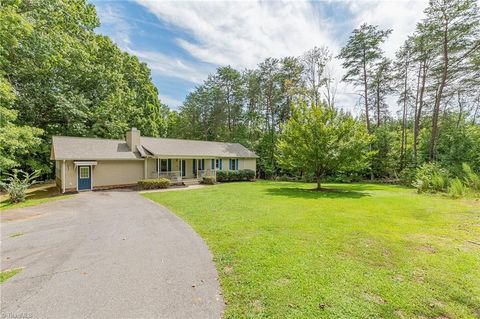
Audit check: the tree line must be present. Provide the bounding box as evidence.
[1,0,479,182]
[169,0,480,179]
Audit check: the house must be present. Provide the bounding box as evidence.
[51,128,257,193]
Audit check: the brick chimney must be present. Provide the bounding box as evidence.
[126,128,140,151]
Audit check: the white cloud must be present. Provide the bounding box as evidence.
[98,0,433,113]
[158,94,183,109]
[95,3,132,48]
[347,0,429,58]
[135,0,340,69]
[126,48,213,84]
[134,0,431,113]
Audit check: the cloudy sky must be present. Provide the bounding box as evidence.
[92,0,429,111]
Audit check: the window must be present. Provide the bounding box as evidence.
[161,159,168,172]
[199,159,204,170]
[215,159,221,169]
[230,159,238,170]
[79,167,89,179]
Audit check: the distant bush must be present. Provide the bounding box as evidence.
[201,176,216,185]
[398,167,417,186]
[462,163,480,191]
[138,178,170,190]
[413,163,450,193]
[216,169,256,182]
[448,178,468,198]
[0,169,41,203]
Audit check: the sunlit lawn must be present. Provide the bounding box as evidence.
[144,181,480,318]
[0,182,70,210]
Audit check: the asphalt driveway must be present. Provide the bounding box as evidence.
[1,190,224,318]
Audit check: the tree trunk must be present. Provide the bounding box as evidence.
[316,175,321,190]
[414,60,427,166]
[376,82,381,127]
[362,51,371,133]
[400,57,409,170]
[429,24,448,161]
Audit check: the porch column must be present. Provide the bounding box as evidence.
[196,159,199,179]
[157,158,159,178]
[144,158,147,179]
[62,160,66,193]
[180,158,183,180]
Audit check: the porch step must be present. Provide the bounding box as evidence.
[183,179,200,186]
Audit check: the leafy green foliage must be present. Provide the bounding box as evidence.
[462,163,480,191]
[448,178,468,198]
[277,102,372,189]
[137,178,170,190]
[0,169,41,203]
[216,169,256,182]
[412,163,450,193]
[1,0,168,174]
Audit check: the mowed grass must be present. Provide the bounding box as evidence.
[0,182,70,210]
[0,268,23,284]
[144,181,480,318]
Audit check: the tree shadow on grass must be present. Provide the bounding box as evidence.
[264,186,370,199]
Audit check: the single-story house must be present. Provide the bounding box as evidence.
[51,128,257,193]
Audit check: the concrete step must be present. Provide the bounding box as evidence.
[182,179,200,186]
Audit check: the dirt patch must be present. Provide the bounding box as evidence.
[362,292,386,304]
[223,266,233,275]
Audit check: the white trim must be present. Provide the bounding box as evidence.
[144,159,147,179]
[62,160,66,193]
[74,161,97,166]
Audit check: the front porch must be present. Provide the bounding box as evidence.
[145,158,219,182]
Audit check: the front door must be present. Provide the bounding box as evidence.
[78,166,92,190]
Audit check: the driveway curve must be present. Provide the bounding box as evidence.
[1,190,224,318]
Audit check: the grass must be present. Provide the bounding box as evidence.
[144,181,480,318]
[9,232,24,238]
[0,268,23,284]
[0,182,70,210]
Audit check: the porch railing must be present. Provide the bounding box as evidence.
[196,169,216,180]
[149,171,182,182]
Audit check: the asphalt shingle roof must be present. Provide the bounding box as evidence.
[51,136,257,160]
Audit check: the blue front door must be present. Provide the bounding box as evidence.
[78,166,91,190]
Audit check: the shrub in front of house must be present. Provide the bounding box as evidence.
[216,169,256,182]
[201,176,216,185]
[138,178,170,190]
[0,169,40,203]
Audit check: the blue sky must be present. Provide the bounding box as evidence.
[92,0,429,111]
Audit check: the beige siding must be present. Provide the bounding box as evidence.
[61,157,256,191]
[93,160,144,187]
[239,158,256,171]
[64,160,77,190]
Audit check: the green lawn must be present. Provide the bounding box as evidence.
[0,182,71,210]
[144,181,480,318]
[0,268,23,284]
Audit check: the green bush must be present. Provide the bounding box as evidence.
[138,178,170,190]
[448,178,468,198]
[202,176,216,185]
[0,169,41,203]
[216,169,256,182]
[431,172,449,192]
[462,163,480,191]
[413,163,450,193]
[398,167,417,186]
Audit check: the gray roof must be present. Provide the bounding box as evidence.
[51,136,257,160]
[51,136,142,160]
[140,137,257,158]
